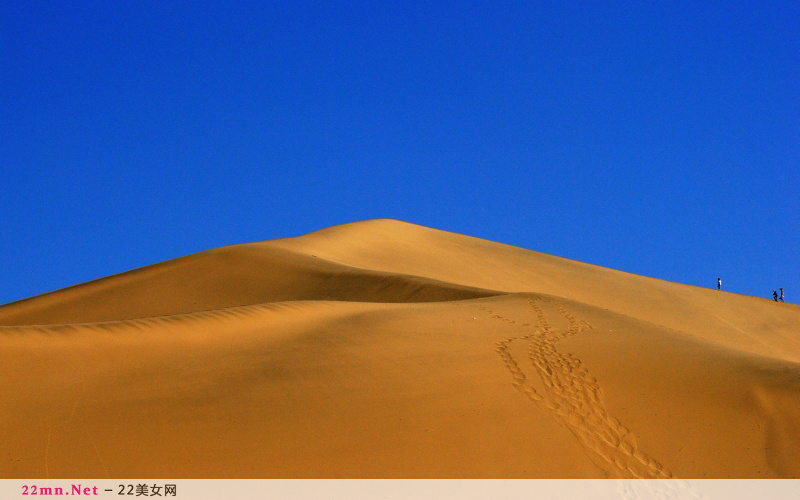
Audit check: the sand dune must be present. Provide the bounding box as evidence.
[0,242,496,325]
[1,220,798,478]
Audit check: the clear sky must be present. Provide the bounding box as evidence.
[2,1,798,306]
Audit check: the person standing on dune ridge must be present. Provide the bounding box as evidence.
[779,288,784,302]
[773,290,778,301]
[718,278,721,290]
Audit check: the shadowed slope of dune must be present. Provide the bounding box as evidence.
[1,219,798,479]
[0,243,498,325]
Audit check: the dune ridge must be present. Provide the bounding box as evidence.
[1,219,798,479]
[0,242,499,326]
[271,219,800,364]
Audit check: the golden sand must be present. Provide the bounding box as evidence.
[1,220,798,478]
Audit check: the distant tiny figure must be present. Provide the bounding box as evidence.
[773,290,778,301]
[779,288,784,302]
[717,278,721,290]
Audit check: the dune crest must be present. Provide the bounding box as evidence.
[0,241,498,326]
[1,219,798,478]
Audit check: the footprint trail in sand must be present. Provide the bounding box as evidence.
[482,296,672,479]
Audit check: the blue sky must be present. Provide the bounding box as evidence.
[1,1,798,306]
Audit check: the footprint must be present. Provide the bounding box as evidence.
[484,296,673,479]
